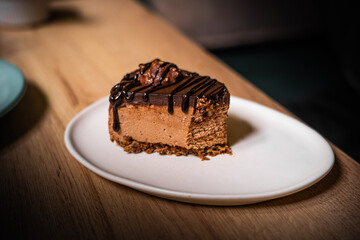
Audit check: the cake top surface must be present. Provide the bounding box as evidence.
[109,59,229,111]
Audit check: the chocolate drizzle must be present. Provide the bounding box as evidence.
[109,59,229,131]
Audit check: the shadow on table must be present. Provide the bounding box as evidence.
[0,82,48,151]
[227,116,255,146]
[46,6,93,25]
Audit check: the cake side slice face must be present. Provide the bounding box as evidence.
[108,59,231,159]
[186,97,229,154]
[108,105,194,149]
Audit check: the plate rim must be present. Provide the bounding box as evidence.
[64,96,334,205]
[0,59,26,118]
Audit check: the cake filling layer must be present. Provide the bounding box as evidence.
[109,105,194,148]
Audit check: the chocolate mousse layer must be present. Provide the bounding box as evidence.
[108,59,231,160]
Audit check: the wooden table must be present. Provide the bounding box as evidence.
[1,1,359,239]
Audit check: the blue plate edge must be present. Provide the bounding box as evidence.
[0,60,27,118]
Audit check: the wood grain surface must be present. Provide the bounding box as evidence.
[1,0,359,239]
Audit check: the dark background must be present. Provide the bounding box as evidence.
[144,0,360,161]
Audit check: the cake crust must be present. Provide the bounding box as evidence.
[110,134,232,161]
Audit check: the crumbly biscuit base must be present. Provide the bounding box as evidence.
[110,135,232,161]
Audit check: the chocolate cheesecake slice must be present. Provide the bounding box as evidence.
[109,59,231,160]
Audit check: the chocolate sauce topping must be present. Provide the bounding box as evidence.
[109,59,229,131]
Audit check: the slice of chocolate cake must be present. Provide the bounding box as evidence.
[108,59,231,160]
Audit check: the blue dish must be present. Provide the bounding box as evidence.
[0,59,26,117]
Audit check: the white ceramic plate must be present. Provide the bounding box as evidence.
[64,96,334,205]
